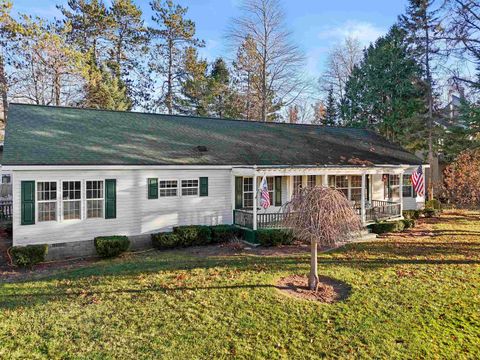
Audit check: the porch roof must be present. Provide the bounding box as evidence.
[4,103,423,167]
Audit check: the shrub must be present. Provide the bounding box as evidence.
[425,199,442,210]
[402,218,415,229]
[173,225,212,246]
[423,207,437,218]
[369,220,405,234]
[257,229,295,247]
[151,232,181,249]
[210,225,242,243]
[94,236,130,258]
[10,244,48,268]
[403,210,421,220]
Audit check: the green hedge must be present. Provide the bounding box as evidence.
[403,210,421,220]
[369,220,405,234]
[173,225,212,246]
[210,225,242,243]
[94,236,130,258]
[10,244,48,268]
[256,229,294,247]
[151,232,181,250]
[425,199,442,210]
[423,207,438,218]
[402,218,415,229]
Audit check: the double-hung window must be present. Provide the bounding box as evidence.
[86,180,104,218]
[402,174,416,197]
[388,175,400,199]
[181,179,198,196]
[293,176,303,196]
[243,178,254,208]
[335,176,349,198]
[160,180,178,197]
[62,181,81,220]
[37,181,57,222]
[350,176,362,203]
[307,175,316,188]
[266,177,275,204]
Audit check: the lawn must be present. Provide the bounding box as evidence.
[1,212,479,359]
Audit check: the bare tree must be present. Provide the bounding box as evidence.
[282,187,362,290]
[227,0,306,122]
[319,37,362,103]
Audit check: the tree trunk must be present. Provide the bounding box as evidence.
[0,53,8,124]
[309,240,319,291]
[166,38,173,115]
[425,23,435,201]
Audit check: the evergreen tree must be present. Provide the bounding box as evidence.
[342,26,426,149]
[208,58,238,118]
[149,0,204,114]
[324,88,337,126]
[179,46,208,116]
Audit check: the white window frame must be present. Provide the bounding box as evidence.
[388,174,400,199]
[293,175,303,196]
[181,179,199,196]
[159,179,179,197]
[85,179,105,219]
[61,180,83,221]
[349,175,362,203]
[307,175,316,188]
[243,177,254,208]
[36,180,59,223]
[402,174,416,198]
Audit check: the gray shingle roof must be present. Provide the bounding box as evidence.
[3,104,422,166]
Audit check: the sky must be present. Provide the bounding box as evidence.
[11,0,410,79]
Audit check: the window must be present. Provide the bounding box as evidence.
[159,180,178,197]
[86,181,104,218]
[243,177,254,208]
[335,176,349,198]
[181,179,199,196]
[266,177,274,205]
[388,175,400,199]
[37,181,57,222]
[307,175,316,188]
[402,174,416,197]
[350,176,362,202]
[62,181,81,220]
[2,174,11,184]
[293,176,302,195]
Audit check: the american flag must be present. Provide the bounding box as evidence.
[411,165,424,197]
[259,176,271,209]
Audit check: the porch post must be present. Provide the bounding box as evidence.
[253,169,258,230]
[399,170,404,216]
[361,173,366,225]
[322,174,329,187]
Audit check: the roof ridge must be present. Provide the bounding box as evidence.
[8,102,370,131]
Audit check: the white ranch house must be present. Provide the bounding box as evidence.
[3,104,425,258]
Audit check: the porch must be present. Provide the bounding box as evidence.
[231,165,409,230]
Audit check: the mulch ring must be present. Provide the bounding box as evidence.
[276,274,351,303]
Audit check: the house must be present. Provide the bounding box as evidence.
[3,104,426,259]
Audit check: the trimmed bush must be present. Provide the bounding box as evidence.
[403,210,421,220]
[402,218,415,229]
[10,244,48,268]
[257,229,295,247]
[151,232,181,249]
[210,225,242,243]
[425,199,442,210]
[423,207,437,218]
[173,225,212,246]
[94,236,130,258]
[369,220,405,234]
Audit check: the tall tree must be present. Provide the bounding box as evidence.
[324,87,337,126]
[319,37,362,105]
[342,26,426,148]
[179,46,208,115]
[400,0,442,199]
[311,100,326,125]
[228,0,305,122]
[208,57,236,118]
[149,0,204,114]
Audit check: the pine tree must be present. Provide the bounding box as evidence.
[208,58,238,118]
[342,26,426,149]
[179,46,208,115]
[149,0,204,114]
[324,88,337,126]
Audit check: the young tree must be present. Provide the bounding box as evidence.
[228,0,305,121]
[149,0,204,114]
[399,0,442,199]
[324,87,337,126]
[342,26,426,147]
[443,148,480,207]
[282,187,362,290]
[319,37,362,104]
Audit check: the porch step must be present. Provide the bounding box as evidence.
[354,229,378,242]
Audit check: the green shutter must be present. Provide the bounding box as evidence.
[21,181,35,225]
[105,179,116,219]
[148,178,158,199]
[275,176,282,206]
[200,177,208,196]
[235,177,243,209]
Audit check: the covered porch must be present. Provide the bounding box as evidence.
[231,165,408,230]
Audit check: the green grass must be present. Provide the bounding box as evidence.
[1,212,480,359]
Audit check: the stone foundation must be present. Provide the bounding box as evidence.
[45,234,153,261]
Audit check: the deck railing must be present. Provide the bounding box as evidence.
[233,209,254,229]
[0,200,12,221]
[356,200,401,222]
